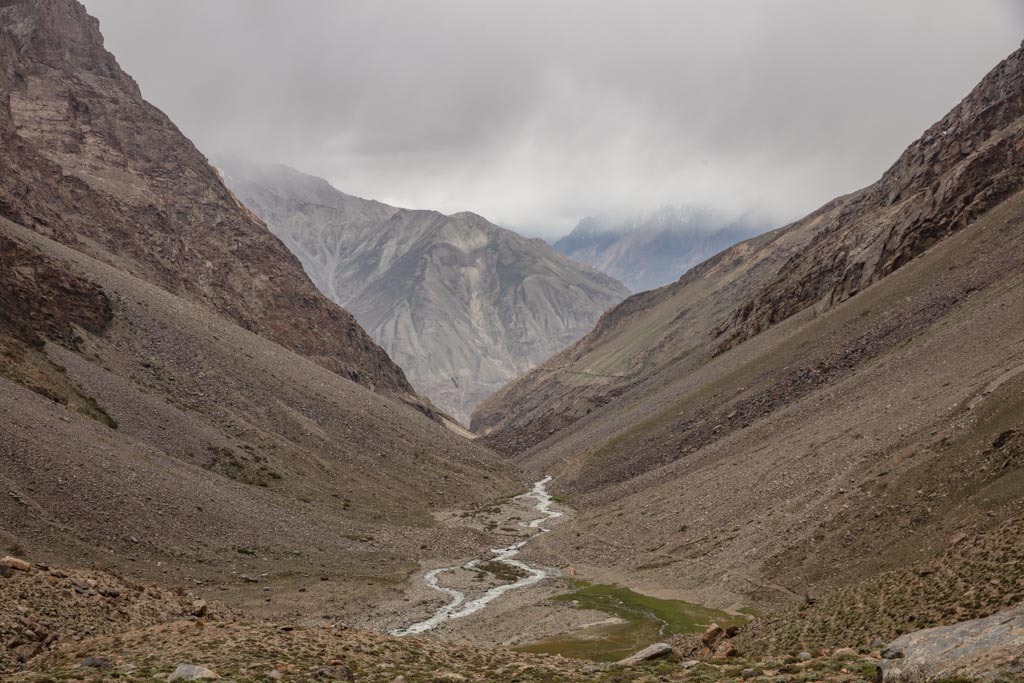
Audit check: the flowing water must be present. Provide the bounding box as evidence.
[390,476,562,636]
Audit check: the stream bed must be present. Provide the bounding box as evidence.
[390,476,563,636]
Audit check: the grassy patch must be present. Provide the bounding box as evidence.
[515,580,746,662]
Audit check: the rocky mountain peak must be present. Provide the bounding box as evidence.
[0,0,424,405]
[221,160,629,422]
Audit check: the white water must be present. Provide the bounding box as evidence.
[390,476,563,636]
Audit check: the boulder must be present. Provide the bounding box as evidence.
[714,640,739,659]
[1,556,32,572]
[615,642,673,666]
[702,623,725,648]
[877,604,1024,683]
[167,664,221,681]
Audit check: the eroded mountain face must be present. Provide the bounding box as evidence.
[220,161,630,423]
[716,46,1024,352]
[553,206,769,293]
[0,0,519,617]
[0,0,419,401]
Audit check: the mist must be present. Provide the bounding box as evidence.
[82,0,1024,236]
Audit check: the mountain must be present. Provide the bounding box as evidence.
[0,0,429,405]
[219,160,630,423]
[474,44,1024,648]
[553,206,770,292]
[0,0,518,625]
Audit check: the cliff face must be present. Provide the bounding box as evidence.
[717,46,1024,350]
[0,0,418,399]
[221,161,629,423]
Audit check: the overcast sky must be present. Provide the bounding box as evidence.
[82,1,1023,237]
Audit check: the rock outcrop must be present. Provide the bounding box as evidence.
[220,160,628,423]
[878,604,1024,683]
[615,642,673,666]
[716,46,1024,352]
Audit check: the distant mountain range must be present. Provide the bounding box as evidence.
[219,160,629,423]
[553,206,772,292]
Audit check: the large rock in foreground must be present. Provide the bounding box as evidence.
[879,604,1024,682]
[615,642,672,666]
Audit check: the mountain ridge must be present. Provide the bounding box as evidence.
[220,160,629,422]
[472,42,1024,651]
[0,0,426,405]
[553,206,770,292]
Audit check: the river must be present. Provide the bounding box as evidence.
[390,476,562,636]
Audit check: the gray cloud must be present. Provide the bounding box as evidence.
[82,0,1024,236]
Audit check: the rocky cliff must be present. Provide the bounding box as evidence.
[0,0,419,401]
[717,45,1024,350]
[220,161,629,423]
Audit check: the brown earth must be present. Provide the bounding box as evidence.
[2,0,1023,678]
[0,215,520,613]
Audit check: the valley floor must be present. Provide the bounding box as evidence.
[2,560,884,683]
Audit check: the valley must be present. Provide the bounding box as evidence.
[2,1,1023,681]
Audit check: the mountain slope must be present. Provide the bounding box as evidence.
[0,0,520,627]
[479,45,1024,647]
[220,161,629,423]
[553,206,769,292]
[0,0,421,403]
[474,45,1024,454]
